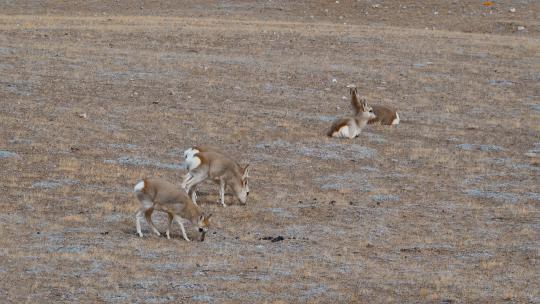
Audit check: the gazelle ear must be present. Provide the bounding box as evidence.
[360,98,368,107]
[203,213,212,225]
[243,164,250,178]
[350,89,362,115]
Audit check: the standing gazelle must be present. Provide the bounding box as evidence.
[182,151,250,207]
[327,88,376,138]
[134,178,212,242]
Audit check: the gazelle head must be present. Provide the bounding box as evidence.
[349,87,376,120]
[234,164,250,204]
[196,213,212,241]
[357,98,376,120]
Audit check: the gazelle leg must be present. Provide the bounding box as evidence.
[185,171,206,190]
[174,216,190,241]
[136,209,145,237]
[166,213,173,240]
[181,172,193,190]
[219,179,227,207]
[185,171,207,204]
[190,189,198,206]
[144,208,161,236]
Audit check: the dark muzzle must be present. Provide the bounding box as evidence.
[199,231,206,242]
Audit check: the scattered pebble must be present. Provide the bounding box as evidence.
[332,78,337,83]
[260,236,285,242]
[517,26,526,31]
[509,8,516,13]
[78,113,87,119]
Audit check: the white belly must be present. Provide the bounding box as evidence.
[333,125,358,138]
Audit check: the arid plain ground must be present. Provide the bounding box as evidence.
[1,1,539,303]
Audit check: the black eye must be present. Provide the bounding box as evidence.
[198,228,203,232]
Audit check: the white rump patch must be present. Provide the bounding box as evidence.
[186,156,202,171]
[392,113,400,125]
[183,148,200,160]
[134,181,145,192]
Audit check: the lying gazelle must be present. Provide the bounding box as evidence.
[327,87,376,138]
[134,178,212,242]
[369,104,400,125]
[182,150,250,207]
[349,87,399,125]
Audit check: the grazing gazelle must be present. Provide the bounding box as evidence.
[349,87,399,125]
[182,146,247,204]
[327,88,376,138]
[182,151,250,207]
[134,178,212,242]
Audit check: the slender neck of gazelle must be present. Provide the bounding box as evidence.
[228,169,246,194]
[354,116,369,129]
[183,201,203,223]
